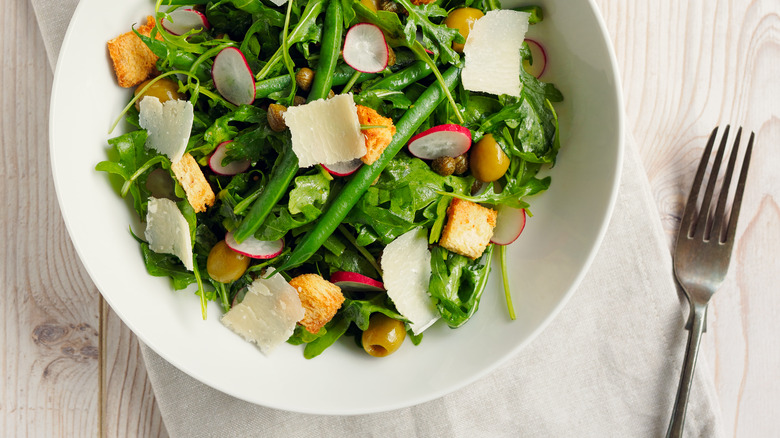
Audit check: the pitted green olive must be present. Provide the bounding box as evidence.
[362,314,406,357]
[444,8,484,53]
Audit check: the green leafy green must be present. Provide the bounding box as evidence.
[429,245,494,328]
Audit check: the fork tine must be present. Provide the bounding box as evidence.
[680,127,720,239]
[694,125,731,239]
[723,131,755,244]
[711,127,743,242]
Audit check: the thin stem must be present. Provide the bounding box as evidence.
[499,245,515,320]
[410,42,464,124]
[337,225,383,277]
[341,71,363,94]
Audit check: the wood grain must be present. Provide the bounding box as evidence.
[595,0,780,437]
[1,0,167,436]
[1,0,777,436]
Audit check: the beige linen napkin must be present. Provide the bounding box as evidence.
[36,1,725,436]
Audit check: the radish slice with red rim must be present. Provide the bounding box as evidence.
[225,232,284,259]
[161,9,210,36]
[523,39,547,79]
[330,271,385,292]
[343,23,389,74]
[209,141,250,176]
[490,205,526,245]
[321,158,363,177]
[407,124,472,160]
[212,47,256,106]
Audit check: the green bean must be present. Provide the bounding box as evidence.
[232,0,344,243]
[275,66,461,272]
[231,145,298,243]
[366,61,432,91]
[307,0,343,102]
[255,65,376,100]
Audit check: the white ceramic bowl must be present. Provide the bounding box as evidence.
[50,0,623,414]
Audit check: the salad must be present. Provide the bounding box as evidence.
[98,0,563,359]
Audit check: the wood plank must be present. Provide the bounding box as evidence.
[101,300,168,438]
[1,0,167,436]
[595,1,780,436]
[1,0,99,435]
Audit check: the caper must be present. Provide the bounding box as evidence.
[292,95,307,106]
[470,134,510,182]
[207,240,250,283]
[267,103,287,132]
[362,313,406,357]
[295,67,315,91]
[379,0,403,13]
[453,154,469,175]
[134,77,181,110]
[443,8,485,53]
[387,46,396,67]
[431,156,456,176]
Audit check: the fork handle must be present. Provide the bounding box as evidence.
[666,303,708,438]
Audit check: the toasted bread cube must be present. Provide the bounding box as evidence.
[170,153,215,213]
[107,16,161,88]
[288,274,345,334]
[439,198,497,259]
[356,105,396,165]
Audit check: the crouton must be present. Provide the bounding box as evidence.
[356,105,396,165]
[107,16,162,88]
[439,198,497,259]
[170,153,215,213]
[288,274,345,334]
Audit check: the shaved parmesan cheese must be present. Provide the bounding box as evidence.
[138,97,194,163]
[461,10,530,97]
[381,228,439,335]
[144,197,193,271]
[283,94,367,168]
[221,272,305,354]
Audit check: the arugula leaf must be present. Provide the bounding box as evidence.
[341,295,406,331]
[394,0,464,66]
[428,245,494,328]
[140,243,197,290]
[96,130,157,217]
[303,315,351,359]
[345,153,472,245]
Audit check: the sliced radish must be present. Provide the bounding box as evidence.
[330,271,385,292]
[321,158,362,177]
[407,124,471,160]
[523,39,547,78]
[209,141,250,176]
[225,232,284,259]
[212,47,256,106]
[490,206,526,245]
[343,23,389,74]
[162,9,210,36]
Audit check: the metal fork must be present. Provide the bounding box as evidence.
[666,126,755,438]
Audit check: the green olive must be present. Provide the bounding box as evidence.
[134,77,181,110]
[359,0,380,12]
[362,314,406,357]
[444,8,484,53]
[207,240,250,283]
[469,134,510,182]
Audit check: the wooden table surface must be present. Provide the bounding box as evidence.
[2,0,778,436]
